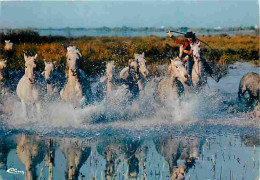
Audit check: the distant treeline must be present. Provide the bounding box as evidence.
[1,26,259,34]
[0,30,259,76]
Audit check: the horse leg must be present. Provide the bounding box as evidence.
[1,87,5,97]
[60,88,65,101]
[21,100,27,118]
[137,80,143,91]
[47,84,53,96]
[36,102,42,118]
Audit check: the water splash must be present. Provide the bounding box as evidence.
[1,62,259,135]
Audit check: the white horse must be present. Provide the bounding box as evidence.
[156,57,189,102]
[0,59,7,99]
[4,40,14,51]
[42,60,58,97]
[100,61,115,98]
[16,54,41,117]
[119,53,149,97]
[189,41,208,87]
[60,46,85,105]
[190,41,224,87]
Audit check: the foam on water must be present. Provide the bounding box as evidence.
[1,62,259,135]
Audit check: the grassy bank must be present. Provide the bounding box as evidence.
[0,30,259,75]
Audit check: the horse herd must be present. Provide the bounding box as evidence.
[1,40,259,118]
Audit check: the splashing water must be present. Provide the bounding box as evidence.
[0,62,259,136]
[0,62,259,180]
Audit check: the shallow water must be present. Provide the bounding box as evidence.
[33,29,257,37]
[0,128,259,180]
[0,62,259,179]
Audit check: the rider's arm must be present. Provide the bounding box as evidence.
[167,30,185,44]
[183,49,192,55]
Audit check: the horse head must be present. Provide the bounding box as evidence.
[191,41,201,62]
[42,60,55,84]
[133,52,149,78]
[66,46,81,77]
[24,54,37,84]
[4,40,13,51]
[169,57,189,83]
[119,53,148,83]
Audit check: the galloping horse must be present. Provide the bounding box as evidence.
[190,41,224,87]
[100,61,115,98]
[156,57,189,102]
[60,46,85,105]
[190,41,208,87]
[119,53,149,98]
[0,59,8,100]
[16,54,41,117]
[42,60,57,97]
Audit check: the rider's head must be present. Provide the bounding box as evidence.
[185,31,196,43]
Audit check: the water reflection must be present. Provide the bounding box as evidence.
[241,134,260,147]
[59,138,91,180]
[0,136,15,170]
[46,139,55,180]
[16,134,47,180]
[97,138,144,179]
[154,136,204,179]
[0,131,259,180]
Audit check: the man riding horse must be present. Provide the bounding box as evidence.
[167,30,219,82]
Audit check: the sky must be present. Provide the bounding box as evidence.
[0,0,259,29]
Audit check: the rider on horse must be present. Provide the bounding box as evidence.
[167,30,219,82]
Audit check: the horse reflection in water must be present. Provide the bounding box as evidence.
[3,133,260,179]
[14,135,92,180]
[16,134,47,180]
[97,138,147,179]
[59,138,91,180]
[154,136,204,180]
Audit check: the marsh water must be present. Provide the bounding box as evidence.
[34,29,257,37]
[0,62,259,180]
